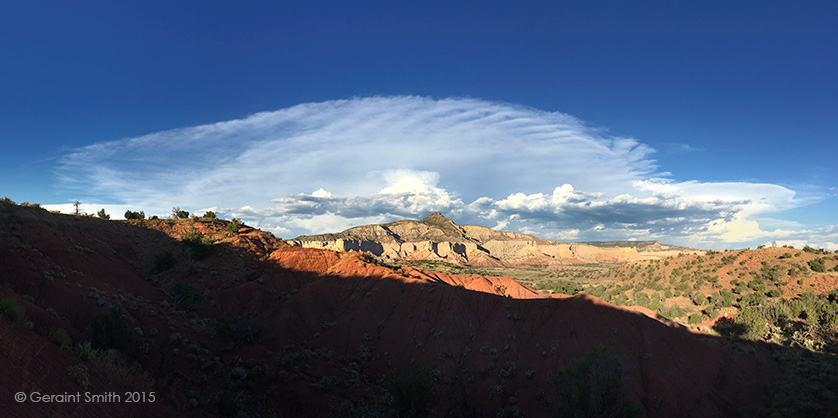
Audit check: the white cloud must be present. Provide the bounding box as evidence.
[53,96,821,248]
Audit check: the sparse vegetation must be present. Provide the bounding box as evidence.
[90,307,132,351]
[182,227,214,259]
[172,281,203,309]
[226,217,244,234]
[0,296,25,322]
[97,208,110,219]
[49,327,72,349]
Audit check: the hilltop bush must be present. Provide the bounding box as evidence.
[124,210,145,220]
[172,207,190,219]
[182,228,214,260]
[226,218,244,234]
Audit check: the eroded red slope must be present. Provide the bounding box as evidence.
[0,203,777,417]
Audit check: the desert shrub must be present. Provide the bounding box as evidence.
[96,208,110,219]
[739,292,767,308]
[172,282,203,309]
[386,362,439,418]
[759,301,791,325]
[75,341,99,362]
[548,281,583,295]
[733,308,769,340]
[49,327,72,349]
[703,304,719,319]
[154,251,176,272]
[747,278,766,292]
[717,289,735,307]
[766,288,783,298]
[171,207,190,219]
[809,258,826,273]
[667,305,684,318]
[182,228,214,260]
[0,296,25,321]
[226,218,244,234]
[67,364,90,387]
[90,307,131,351]
[688,313,702,325]
[550,346,641,418]
[203,210,217,219]
[124,210,145,220]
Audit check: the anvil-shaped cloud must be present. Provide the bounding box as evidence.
[54,96,832,248]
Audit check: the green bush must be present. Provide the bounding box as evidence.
[203,211,217,219]
[172,282,203,309]
[90,308,132,351]
[688,313,702,325]
[96,208,110,219]
[49,327,72,349]
[734,308,768,340]
[182,228,214,260]
[124,210,145,220]
[67,364,90,387]
[0,296,25,321]
[667,305,684,318]
[75,341,99,362]
[226,218,244,234]
[172,207,190,219]
[809,258,826,273]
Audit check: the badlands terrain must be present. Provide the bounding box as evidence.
[1,200,838,417]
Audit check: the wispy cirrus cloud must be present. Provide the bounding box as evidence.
[51,96,825,248]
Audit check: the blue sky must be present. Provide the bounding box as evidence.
[1,1,836,249]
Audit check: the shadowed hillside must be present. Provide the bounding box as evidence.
[1,200,836,417]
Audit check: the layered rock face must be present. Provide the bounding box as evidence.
[290,213,693,266]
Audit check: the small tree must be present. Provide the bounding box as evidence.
[73,200,81,216]
[203,210,217,219]
[97,208,110,220]
[226,218,243,234]
[172,207,190,219]
[124,210,145,220]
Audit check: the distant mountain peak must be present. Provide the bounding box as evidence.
[421,212,454,226]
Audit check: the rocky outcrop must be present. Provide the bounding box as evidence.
[290,213,696,266]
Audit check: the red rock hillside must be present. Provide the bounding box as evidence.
[0,201,815,417]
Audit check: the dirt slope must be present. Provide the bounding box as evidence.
[0,201,793,417]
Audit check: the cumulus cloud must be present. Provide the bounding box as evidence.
[53,96,817,248]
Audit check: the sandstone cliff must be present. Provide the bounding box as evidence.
[290,213,695,266]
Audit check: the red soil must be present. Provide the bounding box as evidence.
[0,203,785,417]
